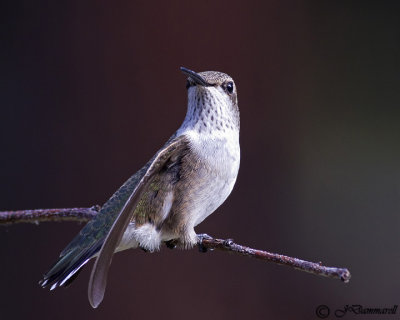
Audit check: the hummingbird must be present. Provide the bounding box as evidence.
[40,67,240,308]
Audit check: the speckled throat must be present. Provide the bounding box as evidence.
[180,70,240,135]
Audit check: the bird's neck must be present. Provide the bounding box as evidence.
[178,87,239,139]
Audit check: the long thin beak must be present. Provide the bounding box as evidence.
[180,67,209,86]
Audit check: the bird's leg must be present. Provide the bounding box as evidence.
[165,228,203,250]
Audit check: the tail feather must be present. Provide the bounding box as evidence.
[61,263,85,288]
[40,161,145,291]
[40,245,101,289]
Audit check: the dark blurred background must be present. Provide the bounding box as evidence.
[1,1,400,319]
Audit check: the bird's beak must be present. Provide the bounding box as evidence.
[180,67,210,86]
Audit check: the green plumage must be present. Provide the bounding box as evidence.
[40,161,151,288]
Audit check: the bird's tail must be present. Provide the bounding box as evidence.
[40,244,101,290]
[40,165,147,290]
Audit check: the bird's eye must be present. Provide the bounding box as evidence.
[226,81,234,94]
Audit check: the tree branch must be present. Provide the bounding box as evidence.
[198,236,350,282]
[0,206,100,225]
[0,206,351,283]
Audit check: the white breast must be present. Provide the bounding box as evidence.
[181,127,240,226]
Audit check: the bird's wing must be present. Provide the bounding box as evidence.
[41,158,153,290]
[88,134,189,308]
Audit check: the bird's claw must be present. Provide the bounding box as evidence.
[197,233,213,242]
[197,233,213,253]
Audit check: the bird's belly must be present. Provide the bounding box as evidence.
[188,139,240,227]
[192,173,236,226]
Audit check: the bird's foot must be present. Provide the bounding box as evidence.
[165,239,178,250]
[197,233,213,253]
